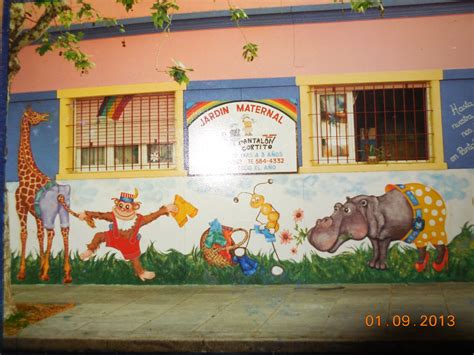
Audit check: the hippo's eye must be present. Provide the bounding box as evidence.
[361,200,368,207]
[343,207,351,214]
[334,205,339,211]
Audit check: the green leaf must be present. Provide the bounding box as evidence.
[58,8,74,29]
[350,0,384,16]
[242,42,258,62]
[230,7,248,24]
[150,0,179,31]
[167,59,193,84]
[36,36,53,56]
[116,0,140,12]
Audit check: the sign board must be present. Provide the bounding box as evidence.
[440,78,474,169]
[187,99,297,175]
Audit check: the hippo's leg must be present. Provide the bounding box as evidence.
[434,245,447,264]
[367,238,380,268]
[416,246,428,263]
[375,238,391,270]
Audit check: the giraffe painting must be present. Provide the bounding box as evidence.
[15,106,74,283]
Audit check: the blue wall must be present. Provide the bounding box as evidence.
[441,69,474,169]
[6,71,474,182]
[6,92,59,182]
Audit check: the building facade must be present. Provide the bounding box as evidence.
[6,0,473,284]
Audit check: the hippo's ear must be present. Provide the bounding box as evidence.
[365,196,385,238]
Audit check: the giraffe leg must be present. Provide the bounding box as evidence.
[40,229,55,281]
[34,216,46,276]
[16,208,28,281]
[61,227,72,283]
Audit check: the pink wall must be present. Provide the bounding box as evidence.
[11,14,474,93]
[23,0,333,27]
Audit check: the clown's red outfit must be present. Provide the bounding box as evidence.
[84,206,169,275]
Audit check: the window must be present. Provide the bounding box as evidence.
[73,93,175,172]
[57,83,185,179]
[297,71,447,172]
[313,83,430,164]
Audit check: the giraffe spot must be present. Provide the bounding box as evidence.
[429,219,436,227]
[431,210,438,216]
[424,196,432,205]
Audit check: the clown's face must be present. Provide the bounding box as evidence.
[113,199,140,220]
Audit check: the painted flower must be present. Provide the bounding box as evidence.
[290,246,298,255]
[293,208,304,222]
[279,230,293,245]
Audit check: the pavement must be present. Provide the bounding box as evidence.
[3,283,474,352]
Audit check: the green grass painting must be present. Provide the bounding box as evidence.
[11,223,473,285]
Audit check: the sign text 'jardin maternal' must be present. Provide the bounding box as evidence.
[187,99,297,175]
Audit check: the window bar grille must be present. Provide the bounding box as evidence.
[123,101,125,170]
[95,98,99,171]
[159,98,161,168]
[382,84,388,161]
[87,102,93,171]
[422,84,429,161]
[314,90,320,163]
[113,106,117,171]
[333,89,339,164]
[343,85,349,164]
[363,85,368,162]
[392,85,399,161]
[412,85,418,161]
[105,97,108,170]
[323,87,329,163]
[402,84,408,161]
[139,96,143,170]
[166,94,170,169]
[130,97,133,169]
[148,95,152,170]
[373,84,378,161]
[78,100,82,172]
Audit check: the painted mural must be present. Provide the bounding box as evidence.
[15,107,79,283]
[77,191,197,281]
[6,107,474,285]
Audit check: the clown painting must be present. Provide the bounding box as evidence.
[78,189,180,281]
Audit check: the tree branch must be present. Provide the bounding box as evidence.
[10,1,70,55]
[8,1,71,87]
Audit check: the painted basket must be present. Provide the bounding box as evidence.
[200,227,249,268]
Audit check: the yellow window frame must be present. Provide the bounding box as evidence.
[57,82,187,180]
[296,70,447,173]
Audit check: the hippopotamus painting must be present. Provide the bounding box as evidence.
[308,183,449,272]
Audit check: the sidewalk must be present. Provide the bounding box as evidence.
[4,283,474,352]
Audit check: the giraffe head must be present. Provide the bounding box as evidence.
[22,106,49,126]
